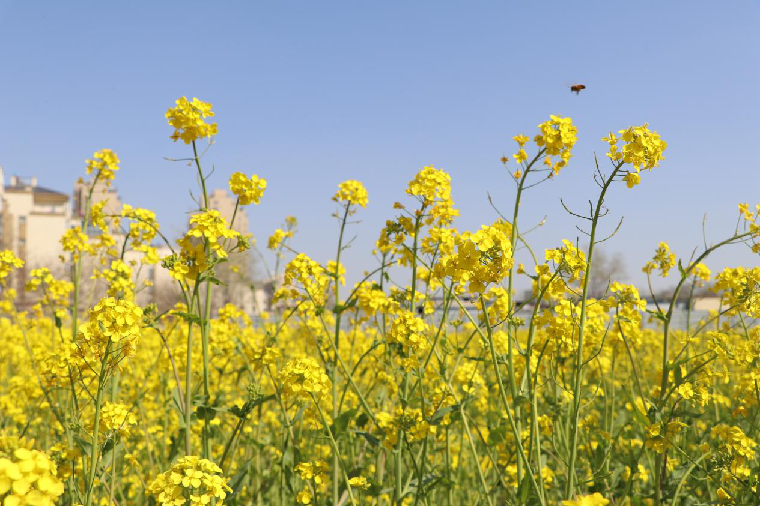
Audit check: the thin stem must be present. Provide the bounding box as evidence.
[565,161,623,499]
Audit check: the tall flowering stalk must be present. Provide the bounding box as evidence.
[164,96,263,459]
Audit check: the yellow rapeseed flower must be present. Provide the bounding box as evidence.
[0,251,24,286]
[148,456,231,506]
[333,180,368,208]
[85,149,120,186]
[165,96,218,144]
[229,172,267,205]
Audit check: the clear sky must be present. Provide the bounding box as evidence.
[1,1,759,291]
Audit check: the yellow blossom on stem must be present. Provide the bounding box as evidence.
[147,456,231,506]
[165,96,218,144]
[605,123,667,187]
[98,402,137,436]
[76,297,143,366]
[279,253,330,306]
[333,180,368,208]
[267,229,292,250]
[279,357,332,402]
[513,134,529,147]
[187,209,241,258]
[642,242,677,278]
[534,115,577,175]
[229,172,267,205]
[0,251,24,286]
[85,149,120,186]
[389,311,429,352]
[563,493,609,506]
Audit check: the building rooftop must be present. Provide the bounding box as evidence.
[5,184,68,197]
[4,175,69,204]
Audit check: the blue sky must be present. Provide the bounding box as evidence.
[1,1,759,290]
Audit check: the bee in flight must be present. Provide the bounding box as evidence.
[569,84,586,94]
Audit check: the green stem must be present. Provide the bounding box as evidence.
[84,343,112,506]
[564,162,622,499]
[332,203,351,506]
[311,394,357,506]
[459,403,495,506]
[185,320,194,456]
[479,297,544,503]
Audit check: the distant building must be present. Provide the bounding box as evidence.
[0,168,71,302]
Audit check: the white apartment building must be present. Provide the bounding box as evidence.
[0,167,71,302]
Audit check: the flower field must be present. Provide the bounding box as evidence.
[1,97,759,506]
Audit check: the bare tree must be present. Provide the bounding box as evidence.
[587,248,627,298]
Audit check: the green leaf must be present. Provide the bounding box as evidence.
[355,412,370,428]
[673,364,683,385]
[229,394,275,419]
[227,459,253,499]
[354,431,381,447]
[173,311,202,325]
[517,471,531,503]
[488,426,508,445]
[288,405,306,427]
[513,395,530,407]
[171,388,184,418]
[98,442,122,472]
[73,435,92,456]
[195,405,217,421]
[429,405,459,425]
[331,409,358,439]
[646,309,668,323]
[101,437,116,454]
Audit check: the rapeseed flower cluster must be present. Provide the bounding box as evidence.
[332,180,368,208]
[278,253,330,306]
[229,172,267,205]
[0,251,24,285]
[76,297,143,364]
[434,220,514,293]
[186,210,242,258]
[642,241,677,277]
[165,97,218,144]
[267,228,292,250]
[406,166,459,225]
[98,402,137,436]
[388,311,428,352]
[0,449,65,506]
[564,493,609,506]
[603,124,667,187]
[279,357,331,402]
[534,115,577,175]
[147,457,231,506]
[60,227,94,260]
[85,149,120,186]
